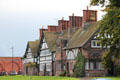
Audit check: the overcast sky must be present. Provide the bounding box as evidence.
[0,0,105,57]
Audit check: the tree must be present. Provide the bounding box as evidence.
[90,0,120,76]
[90,0,120,8]
[73,51,86,77]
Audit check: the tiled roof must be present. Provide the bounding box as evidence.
[24,40,40,57]
[43,31,58,52]
[66,22,100,49]
[29,40,39,57]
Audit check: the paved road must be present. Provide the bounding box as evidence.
[80,77,93,80]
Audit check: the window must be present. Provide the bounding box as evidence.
[70,62,73,70]
[40,64,45,71]
[91,40,101,48]
[85,62,89,70]
[46,63,52,71]
[93,41,96,46]
[63,64,66,70]
[97,62,104,70]
[56,63,61,71]
[40,49,50,56]
[97,42,100,46]
[90,62,94,70]
[93,62,97,69]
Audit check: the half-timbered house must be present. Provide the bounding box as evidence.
[37,31,57,76]
[23,40,39,75]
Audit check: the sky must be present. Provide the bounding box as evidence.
[0,0,105,57]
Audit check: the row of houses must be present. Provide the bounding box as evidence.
[23,7,107,77]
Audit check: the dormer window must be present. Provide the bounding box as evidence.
[91,40,101,48]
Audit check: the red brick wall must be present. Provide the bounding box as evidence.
[55,40,67,76]
[0,57,23,74]
[55,40,66,61]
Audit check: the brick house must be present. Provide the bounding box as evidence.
[0,57,23,75]
[37,29,57,76]
[65,22,106,77]
[23,40,39,75]
[24,7,107,77]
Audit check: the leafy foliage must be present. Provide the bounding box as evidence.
[102,51,114,76]
[116,63,120,76]
[90,0,120,8]
[90,0,120,76]
[73,51,86,77]
[26,62,36,67]
[99,9,120,58]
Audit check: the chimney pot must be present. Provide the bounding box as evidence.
[72,13,74,16]
[62,17,64,20]
[87,5,89,10]
[42,26,44,29]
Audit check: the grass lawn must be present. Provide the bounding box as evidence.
[0,75,79,80]
[94,77,120,80]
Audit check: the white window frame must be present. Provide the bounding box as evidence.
[91,40,101,48]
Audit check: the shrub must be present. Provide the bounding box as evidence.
[73,51,86,77]
[116,63,120,76]
[59,71,66,76]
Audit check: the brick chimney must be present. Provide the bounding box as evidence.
[48,25,58,32]
[69,13,82,27]
[83,6,97,22]
[40,26,48,38]
[58,18,69,32]
[87,5,88,10]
